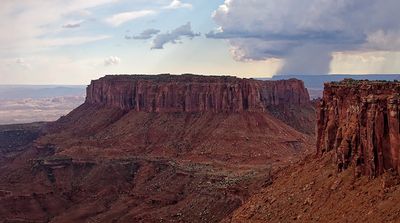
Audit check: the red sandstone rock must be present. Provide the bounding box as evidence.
[86,74,310,113]
[317,79,400,177]
[84,74,315,134]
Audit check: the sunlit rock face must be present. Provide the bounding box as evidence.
[317,79,400,177]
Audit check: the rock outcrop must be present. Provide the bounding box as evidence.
[317,79,400,177]
[84,74,315,134]
[86,74,310,113]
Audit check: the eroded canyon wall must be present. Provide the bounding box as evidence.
[317,79,400,177]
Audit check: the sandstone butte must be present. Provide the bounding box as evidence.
[45,74,315,165]
[83,74,314,134]
[86,74,310,112]
[317,79,400,177]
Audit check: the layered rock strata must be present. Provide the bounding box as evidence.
[317,79,400,177]
[85,74,310,113]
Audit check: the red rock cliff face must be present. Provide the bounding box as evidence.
[317,79,400,177]
[86,74,310,113]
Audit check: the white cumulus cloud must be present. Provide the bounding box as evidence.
[104,56,121,66]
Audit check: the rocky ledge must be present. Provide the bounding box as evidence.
[85,74,310,113]
[317,79,400,177]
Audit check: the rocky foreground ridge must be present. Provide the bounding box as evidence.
[317,79,400,177]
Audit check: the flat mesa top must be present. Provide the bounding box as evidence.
[98,74,242,82]
[94,74,300,84]
[328,78,400,87]
[324,79,400,98]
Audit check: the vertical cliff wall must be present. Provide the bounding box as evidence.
[85,74,310,113]
[317,79,400,177]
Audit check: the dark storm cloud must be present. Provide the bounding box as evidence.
[125,28,160,40]
[209,0,400,74]
[151,22,200,49]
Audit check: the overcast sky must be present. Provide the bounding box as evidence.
[1,0,400,84]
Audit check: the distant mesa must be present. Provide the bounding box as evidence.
[86,74,310,112]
